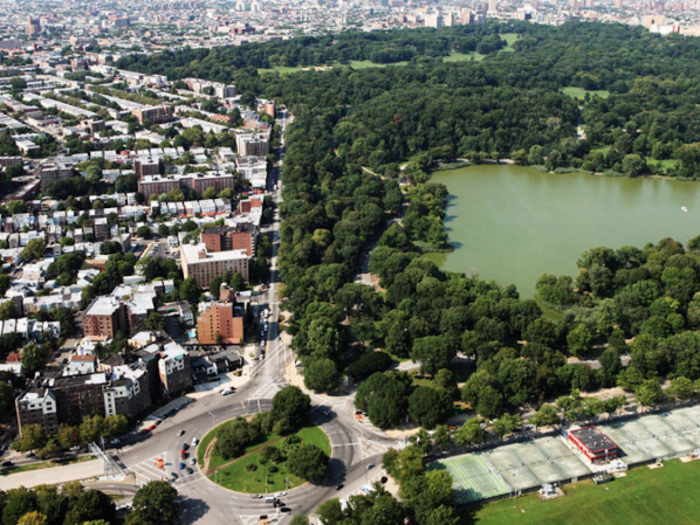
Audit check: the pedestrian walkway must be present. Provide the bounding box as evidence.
[0,459,104,490]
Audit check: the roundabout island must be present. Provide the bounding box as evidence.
[198,388,331,493]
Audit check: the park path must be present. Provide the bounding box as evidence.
[0,459,104,490]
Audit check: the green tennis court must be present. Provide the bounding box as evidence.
[433,454,509,504]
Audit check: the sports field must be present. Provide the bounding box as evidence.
[561,87,611,100]
[436,454,509,503]
[464,459,700,525]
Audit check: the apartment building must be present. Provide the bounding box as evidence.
[180,242,249,289]
[15,388,58,434]
[158,342,192,395]
[138,171,235,200]
[201,223,256,256]
[235,133,270,157]
[40,163,75,185]
[131,105,173,125]
[197,303,244,345]
[82,296,129,338]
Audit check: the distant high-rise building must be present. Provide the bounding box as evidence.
[488,0,498,12]
[615,0,623,8]
[26,17,41,36]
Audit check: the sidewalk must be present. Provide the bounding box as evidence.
[0,459,104,490]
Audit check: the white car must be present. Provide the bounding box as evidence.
[190,458,196,465]
[192,437,199,446]
[220,388,235,396]
[275,491,287,498]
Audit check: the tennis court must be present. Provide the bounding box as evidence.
[432,404,700,505]
[600,406,700,464]
[434,454,509,504]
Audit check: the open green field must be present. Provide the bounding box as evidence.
[443,51,484,63]
[207,425,330,493]
[464,459,700,525]
[348,60,409,69]
[562,87,611,100]
[646,157,679,171]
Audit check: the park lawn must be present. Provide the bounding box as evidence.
[646,157,678,170]
[202,422,281,471]
[209,425,328,493]
[561,87,611,100]
[257,65,305,75]
[211,447,305,493]
[443,51,482,63]
[348,60,409,69]
[500,33,520,47]
[465,459,700,525]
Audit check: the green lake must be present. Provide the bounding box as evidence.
[424,165,700,298]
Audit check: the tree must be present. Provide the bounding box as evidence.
[530,404,559,430]
[0,301,17,321]
[286,444,329,484]
[37,443,60,460]
[303,358,338,393]
[566,324,593,357]
[411,336,456,376]
[425,505,460,525]
[407,387,453,429]
[666,376,694,402]
[129,481,178,525]
[136,226,152,239]
[17,511,46,525]
[315,500,344,525]
[103,415,128,438]
[433,425,451,451]
[454,418,485,448]
[16,425,47,452]
[3,491,37,525]
[492,413,522,441]
[179,277,200,303]
[21,239,46,262]
[271,386,311,435]
[57,425,79,449]
[475,385,505,419]
[79,415,104,444]
[144,312,165,331]
[63,490,115,525]
[634,379,665,410]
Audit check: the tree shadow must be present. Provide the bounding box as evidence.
[178,497,211,523]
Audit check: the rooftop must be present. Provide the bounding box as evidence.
[570,426,617,452]
[84,296,122,317]
[180,242,248,266]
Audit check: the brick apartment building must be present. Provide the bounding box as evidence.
[138,171,235,200]
[134,158,164,178]
[201,224,256,256]
[197,303,244,345]
[180,242,249,289]
[16,366,151,434]
[82,296,129,338]
[131,105,173,125]
[40,163,75,185]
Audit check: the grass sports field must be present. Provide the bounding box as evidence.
[463,459,700,525]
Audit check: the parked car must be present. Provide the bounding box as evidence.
[366,463,375,469]
[182,443,189,450]
[192,437,199,446]
[179,462,185,470]
[1,461,13,468]
[190,458,196,465]
[111,438,121,445]
[335,484,344,491]
[186,467,194,475]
